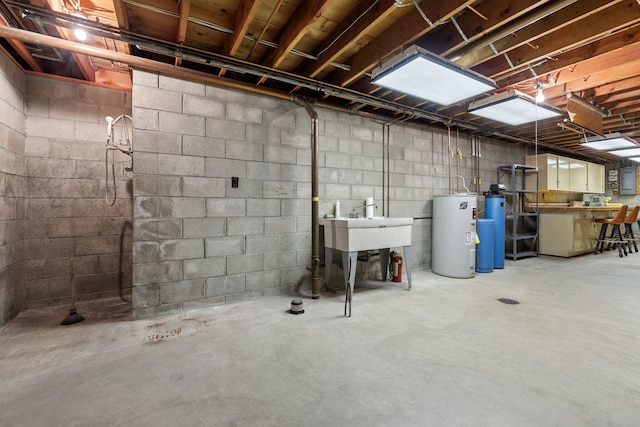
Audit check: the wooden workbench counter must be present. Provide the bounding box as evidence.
[537,207,620,257]
[537,206,621,212]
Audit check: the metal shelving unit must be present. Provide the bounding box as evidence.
[497,164,539,260]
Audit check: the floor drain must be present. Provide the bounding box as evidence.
[498,298,520,305]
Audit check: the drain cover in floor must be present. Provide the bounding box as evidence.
[498,298,520,305]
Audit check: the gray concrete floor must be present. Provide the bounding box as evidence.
[1,253,640,426]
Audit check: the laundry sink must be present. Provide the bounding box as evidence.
[320,217,413,252]
[320,216,413,317]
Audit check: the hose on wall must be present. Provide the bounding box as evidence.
[105,114,133,206]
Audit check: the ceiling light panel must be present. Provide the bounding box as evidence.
[371,46,497,106]
[607,147,640,157]
[580,133,638,151]
[468,90,563,126]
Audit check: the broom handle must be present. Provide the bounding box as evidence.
[69,258,76,308]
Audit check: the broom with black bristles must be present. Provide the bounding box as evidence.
[60,258,85,325]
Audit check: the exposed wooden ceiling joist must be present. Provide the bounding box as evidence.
[327,0,475,87]
[3,0,640,162]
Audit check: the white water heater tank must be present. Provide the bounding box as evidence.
[431,194,477,278]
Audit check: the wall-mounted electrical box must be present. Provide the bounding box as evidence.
[619,167,636,195]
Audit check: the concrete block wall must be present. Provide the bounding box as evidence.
[0,50,26,328]
[131,69,525,318]
[24,76,133,307]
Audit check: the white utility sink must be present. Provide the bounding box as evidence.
[321,217,413,252]
[320,217,413,316]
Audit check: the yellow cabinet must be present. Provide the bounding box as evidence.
[587,163,605,193]
[526,154,562,190]
[526,154,603,193]
[539,211,599,257]
[556,156,571,191]
[569,159,587,192]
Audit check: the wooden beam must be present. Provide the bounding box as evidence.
[327,0,474,87]
[263,0,333,69]
[175,0,191,66]
[428,0,549,57]
[546,61,640,100]
[554,44,640,87]
[296,0,397,78]
[599,87,640,106]
[177,0,191,44]
[244,0,285,60]
[474,2,640,80]
[113,0,130,30]
[603,93,640,111]
[452,0,617,68]
[223,0,261,57]
[70,52,96,81]
[496,26,640,88]
[94,67,132,91]
[0,14,42,72]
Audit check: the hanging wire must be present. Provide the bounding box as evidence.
[317,1,380,57]
[412,0,435,27]
[105,146,118,205]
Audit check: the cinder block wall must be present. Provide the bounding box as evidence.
[24,76,133,307]
[131,69,525,319]
[0,51,26,328]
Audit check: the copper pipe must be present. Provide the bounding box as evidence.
[0,25,326,298]
[0,25,290,101]
[0,25,574,156]
[294,97,321,299]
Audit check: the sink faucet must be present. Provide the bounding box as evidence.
[350,202,377,218]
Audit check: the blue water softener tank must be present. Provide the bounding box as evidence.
[476,218,495,273]
[484,185,506,269]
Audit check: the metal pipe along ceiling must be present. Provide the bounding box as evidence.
[0,25,328,297]
[446,0,579,62]
[0,25,605,158]
[0,23,596,163]
[0,25,523,143]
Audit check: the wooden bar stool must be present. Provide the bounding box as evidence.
[594,205,628,257]
[623,206,639,253]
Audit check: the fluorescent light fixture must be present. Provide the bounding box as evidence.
[629,157,640,163]
[370,45,497,105]
[468,89,563,125]
[607,147,640,157]
[580,133,638,150]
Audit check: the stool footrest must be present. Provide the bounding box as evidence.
[595,238,625,244]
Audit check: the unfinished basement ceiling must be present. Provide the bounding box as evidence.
[2,0,640,163]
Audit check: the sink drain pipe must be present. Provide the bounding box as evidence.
[293,97,321,299]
